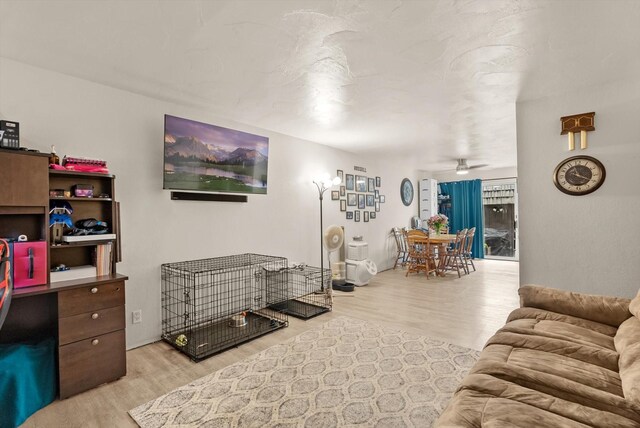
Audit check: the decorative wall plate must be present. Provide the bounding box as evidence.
[400,178,413,206]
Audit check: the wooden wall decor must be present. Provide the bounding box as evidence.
[560,112,595,150]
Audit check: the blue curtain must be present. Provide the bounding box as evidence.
[439,179,485,258]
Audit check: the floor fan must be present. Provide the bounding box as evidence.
[323,225,344,302]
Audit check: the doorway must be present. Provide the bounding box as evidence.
[482,178,518,261]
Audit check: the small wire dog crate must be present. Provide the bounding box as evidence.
[161,254,289,361]
[267,264,332,319]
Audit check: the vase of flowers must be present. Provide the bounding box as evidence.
[427,214,448,235]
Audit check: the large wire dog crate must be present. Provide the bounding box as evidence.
[161,254,289,361]
[267,265,332,319]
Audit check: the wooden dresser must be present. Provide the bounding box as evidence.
[0,149,127,399]
[57,278,126,398]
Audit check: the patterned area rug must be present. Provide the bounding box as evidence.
[129,316,479,427]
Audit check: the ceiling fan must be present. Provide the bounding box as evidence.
[453,158,488,175]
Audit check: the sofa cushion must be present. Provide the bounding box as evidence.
[501,318,616,351]
[438,374,640,427]
[615,316,640,405]
[486,331,620,372]
[436,388,594,428]
[471,343,623,396]
[519,285,631,327]
[467,346,640,423]
[508,307,619,337]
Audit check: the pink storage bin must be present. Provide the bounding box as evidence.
[13,241,47,288]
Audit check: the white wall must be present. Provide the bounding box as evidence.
[0,58,420,348]
[517,79,640,298]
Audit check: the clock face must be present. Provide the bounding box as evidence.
[400,178,414,206]
[553,155,606,196]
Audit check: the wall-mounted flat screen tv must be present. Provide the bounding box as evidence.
[164,114,269,194]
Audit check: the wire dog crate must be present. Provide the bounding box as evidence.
[267,265,332,319]
[161,254,289,361]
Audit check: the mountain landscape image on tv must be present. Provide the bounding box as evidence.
[164,115,269,194]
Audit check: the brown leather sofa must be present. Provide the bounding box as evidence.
[437,285,640,427]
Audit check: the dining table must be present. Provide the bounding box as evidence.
[427,233,457,275]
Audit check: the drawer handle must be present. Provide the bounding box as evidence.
[92,339,99,346]
[90,287,98,294]
[91,313,99,320]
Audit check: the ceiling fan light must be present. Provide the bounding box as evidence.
[455,158,469,174]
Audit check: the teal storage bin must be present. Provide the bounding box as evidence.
[0,338,56,428]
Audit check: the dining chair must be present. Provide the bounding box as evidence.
[405,230,437,278]
[463,227,476,272]
[392,227,409,269]
[442,229,468,277]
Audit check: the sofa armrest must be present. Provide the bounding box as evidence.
[519,285,631,327]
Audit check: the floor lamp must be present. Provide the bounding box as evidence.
[313,174,341,292]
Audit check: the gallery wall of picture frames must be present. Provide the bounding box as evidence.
[334,169,385,222]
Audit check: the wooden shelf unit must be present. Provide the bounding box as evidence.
[0,149,127,399]
[49,170,121,274]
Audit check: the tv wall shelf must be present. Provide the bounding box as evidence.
[0,149,127,400]
[49,197,113,202]
[170,191,248,203]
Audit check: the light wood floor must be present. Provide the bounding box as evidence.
[22,259,519,428]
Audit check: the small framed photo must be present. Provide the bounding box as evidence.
[376,176,381,187]
[340,185,346,197]
[375,190,380,199]
[370,211,376,219]
[337,169,343,183]
[375,201,380,212]
[345,174,354,191]
[331,190,339,200]
[368,177,375,192]
[346,211,353,220]
[366,194,374,206]
[356,175,367,192]
[358,194,365,209]
[364,211,369,222]
[340,199,347,212]
[380,195,386,203]
[355,211,361,222]
[347,193,357,206]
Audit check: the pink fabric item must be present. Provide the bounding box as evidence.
[13,241,47,288]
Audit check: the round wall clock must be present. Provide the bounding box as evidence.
[553,155,606,196]
[400,178,414,206]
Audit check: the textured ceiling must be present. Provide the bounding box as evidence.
[1,0,639,172]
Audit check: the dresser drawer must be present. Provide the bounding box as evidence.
[58,305,125,345]
[58,280,125,317]
[59,329,126,399]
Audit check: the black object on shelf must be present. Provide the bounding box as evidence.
[0,120,20,149]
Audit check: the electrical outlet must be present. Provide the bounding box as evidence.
[132,310,142,324]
